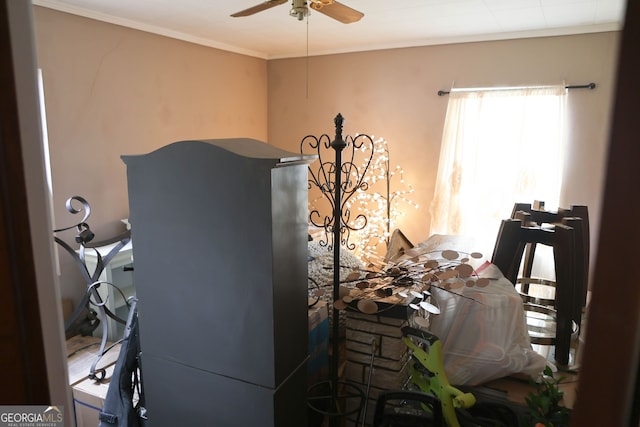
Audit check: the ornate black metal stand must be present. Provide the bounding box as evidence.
[54,195,132,380]
[302,114,375,426]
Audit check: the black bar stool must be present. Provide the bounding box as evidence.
[491,216,586,366]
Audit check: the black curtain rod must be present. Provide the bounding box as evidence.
[437,82,596,96]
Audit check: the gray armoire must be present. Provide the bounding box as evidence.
[122,139,314,426]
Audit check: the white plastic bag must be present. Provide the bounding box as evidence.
[429,263,546,386]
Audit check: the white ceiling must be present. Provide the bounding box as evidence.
[33,0,626,59]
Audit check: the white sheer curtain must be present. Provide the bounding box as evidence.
[430,85,568,262]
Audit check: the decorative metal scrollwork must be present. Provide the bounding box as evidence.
[301,113,375,251]
[53,195,132,381]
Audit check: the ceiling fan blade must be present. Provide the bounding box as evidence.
[231,0,288,17]
[310,1,364,24]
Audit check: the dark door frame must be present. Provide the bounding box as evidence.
[0,1,71,425]
[571,2,640,425]
[0,0,50,404]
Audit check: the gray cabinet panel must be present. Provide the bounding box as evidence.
[143,354,308,427]
[123,139,313,426]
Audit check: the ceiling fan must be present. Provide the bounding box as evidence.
[231,0,364,24]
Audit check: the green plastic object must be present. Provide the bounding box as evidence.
[402,326,477,427]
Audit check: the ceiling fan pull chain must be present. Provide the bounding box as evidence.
[306,12,310,99]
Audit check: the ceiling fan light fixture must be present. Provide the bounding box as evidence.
[231,0,363,24]
[290,5,308,20]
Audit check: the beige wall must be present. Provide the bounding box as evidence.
[34,4,619,304]
[33,7,268,302]
[268,32,620,256]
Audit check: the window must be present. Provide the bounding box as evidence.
[430,85,568,263]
